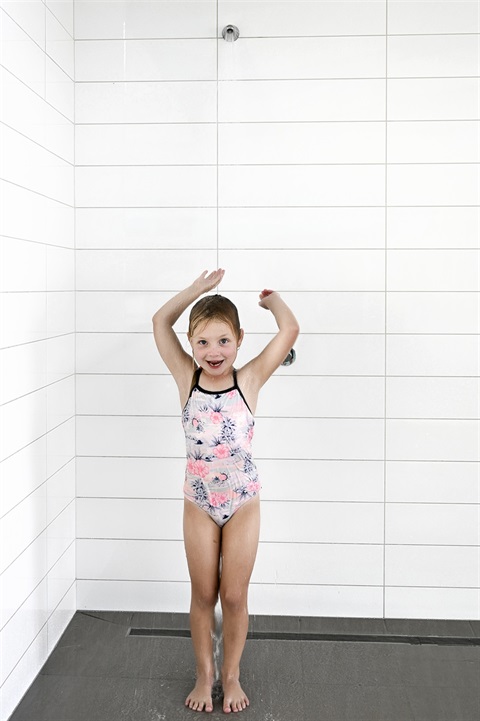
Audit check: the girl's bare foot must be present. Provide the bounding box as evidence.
[222,677,249,713]
[185,675,214,713]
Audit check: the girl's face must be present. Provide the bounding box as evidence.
[189,320,243,378]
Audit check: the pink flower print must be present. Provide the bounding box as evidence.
[227,390,236,398]
[210,492,229,508]
[247,427,254,442]
[192,418,199,428]
[246,480,260,494]
[218,473,228,482]
[187,458,209,478]
[213,444,230,459]
[210,411,223,424]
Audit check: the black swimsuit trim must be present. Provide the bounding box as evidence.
[186,367,253,415]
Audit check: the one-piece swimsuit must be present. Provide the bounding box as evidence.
[182,368,260,526]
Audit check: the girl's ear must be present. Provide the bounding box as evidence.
[237,329,245,347]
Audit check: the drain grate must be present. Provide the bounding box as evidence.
[127,627,480,646]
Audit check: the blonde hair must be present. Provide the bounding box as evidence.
[188,294,241,341]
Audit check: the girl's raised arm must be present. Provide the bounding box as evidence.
[240,290,299,393]
[152,269,225,394]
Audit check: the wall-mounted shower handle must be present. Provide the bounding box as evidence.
[282,348,296,367]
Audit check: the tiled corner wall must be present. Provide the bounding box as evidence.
[74,0,480,623]
[2,6,479,717]
[0,1,76,719]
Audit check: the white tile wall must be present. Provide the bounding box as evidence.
[3,7,479,714]
[74,0,479,628]
[0,1,75,718]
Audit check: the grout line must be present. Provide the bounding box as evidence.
[0,579,76,690]
[73,119,480,125]
[75,498,480,507]
[73,76,480,84]
[74,32,480,41]
[73,162,480,167]
[74,0,78,614]
[383,0,388,620]
[0,540,75,633]
[72,204,480,209]
[77,578,480,589]
[1,121,75,167]
[216,4,219,268]
[0,178,74,207]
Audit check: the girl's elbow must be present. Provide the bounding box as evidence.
[286,323,300,344]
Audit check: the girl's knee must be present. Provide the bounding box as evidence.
[191,586,218,611]
[220,586,247,614]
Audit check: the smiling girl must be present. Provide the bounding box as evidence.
[152,269,299,714]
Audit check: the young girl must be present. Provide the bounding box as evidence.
[152,269,299,714]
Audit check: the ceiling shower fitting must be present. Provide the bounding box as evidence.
[222,25,240,41]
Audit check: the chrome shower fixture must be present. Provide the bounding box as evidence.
[282,348,296,367]
[222,25,240,42]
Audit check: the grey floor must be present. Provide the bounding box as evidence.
[8,611,480,721]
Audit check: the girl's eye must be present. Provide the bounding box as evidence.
[198,340,207,346]
[220,338,229,345]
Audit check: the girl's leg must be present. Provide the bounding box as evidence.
[219,496,260,714]
[183,500,222,712]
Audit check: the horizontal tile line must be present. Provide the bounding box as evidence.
[74,205,480,209]
[75,414,480,420]
[74,76,480,84]
[76,497,479,506]
[75,32,480,42]
[74,455,477,463]
[75,119,480,126]
[76,162,480,167]
[78,578,480,592]
[73,247,480,252]
[74,373,480,379]
[76,538,480,548]
[74,331,479,337]
[75,289,480,294]
[77,35,391,43]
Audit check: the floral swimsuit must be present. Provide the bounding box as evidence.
[182,368,260,526]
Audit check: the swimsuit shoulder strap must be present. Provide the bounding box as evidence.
[232,368,253,415]
[187,366,201,398]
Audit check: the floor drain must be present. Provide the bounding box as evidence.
[127,627,480,646]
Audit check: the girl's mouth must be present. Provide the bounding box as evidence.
[207,360,223,369]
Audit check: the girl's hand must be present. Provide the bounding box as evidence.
[192,269,225,295]
[258,288,277,309]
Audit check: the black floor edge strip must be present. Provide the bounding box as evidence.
[127,627,480,646]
